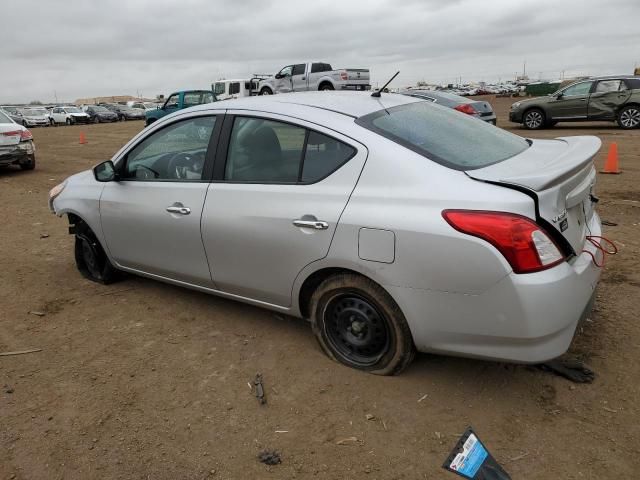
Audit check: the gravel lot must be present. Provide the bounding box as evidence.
[1,97,639,479]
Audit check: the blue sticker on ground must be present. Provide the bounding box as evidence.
[457,439,488,477]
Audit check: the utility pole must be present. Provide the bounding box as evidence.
[523,60,526,78]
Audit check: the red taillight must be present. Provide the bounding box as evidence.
[454,104,476,115]
[20,129,33,141]
[1,130,22,137]
[340,72,348,81]
[442,210,565,274]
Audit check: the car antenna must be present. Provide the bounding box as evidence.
[371,71,400,98]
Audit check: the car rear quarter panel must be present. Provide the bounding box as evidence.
[316,139,538,296]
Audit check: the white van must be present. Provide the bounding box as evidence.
[212,77,266,100]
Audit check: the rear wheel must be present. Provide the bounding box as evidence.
[74,222,120,284]
[19,155,35,170]
[319,83,334,91]
[617,105,640,129]
[310,273,415,375]
[260,87,272,95]
[523,108,545,129]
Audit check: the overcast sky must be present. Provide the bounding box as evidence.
[2,0,638,103]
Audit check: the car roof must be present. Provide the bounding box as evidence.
[193,91,421,119]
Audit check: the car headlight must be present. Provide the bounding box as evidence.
[48,181,67,212]
[511,102,521,109]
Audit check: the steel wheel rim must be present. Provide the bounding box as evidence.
[525,111,543,128]
[80,237,101,278]
[323,293,391,367]
[621,108,640,128]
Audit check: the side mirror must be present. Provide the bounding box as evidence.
[93,160,117,182]
[275,73,283,79]
[556,93,564,100]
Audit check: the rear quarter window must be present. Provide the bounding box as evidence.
[356,101,529,170]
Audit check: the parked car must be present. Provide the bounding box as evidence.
[510,75,640,129]
[400,89,497,124]
[103,104,145,121]
[145,90,216,126]
[84,105,119,123]
[50,106,90,125]
[129,101,160,111]
[258,62,370,95]
[0,109,36,170]
[0,106,24,123]
[213,78,263,100]
[49,91,603,375]
[18,107,50,127]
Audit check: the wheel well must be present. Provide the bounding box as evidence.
[298,267,365,318]
[318,81,333,90]
[523,106,545,118]
[618,102,640,113]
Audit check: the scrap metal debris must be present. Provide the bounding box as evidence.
[601,220,618,226]
[254,373,266,405]
[258,449,281,465]
[538,357,595,383]
[29,311,46,317]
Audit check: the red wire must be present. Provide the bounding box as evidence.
[581,235,618,268]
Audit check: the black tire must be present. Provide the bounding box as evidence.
[19,155,36,170]
[522,108,546,130]
[145,118,156,127]
[319,83,334,91]
[260,87,272,96]
[65,118,71,125]
[74,223,120,284]
[309,273,415,375]
[617,105,640,129]
[93,116,100,124]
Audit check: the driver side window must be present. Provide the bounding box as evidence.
[122,116,216,181]
[279,66,293,77]
[165,94,179,109]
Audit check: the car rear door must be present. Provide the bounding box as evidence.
[588,79,631,119]
[547,81,593,120]
[201,112,367,307]
[291,64,309,91]
[99,113,222,287]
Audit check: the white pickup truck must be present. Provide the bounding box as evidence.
[258,62,370,95]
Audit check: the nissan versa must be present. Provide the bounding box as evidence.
[49,92,604,375]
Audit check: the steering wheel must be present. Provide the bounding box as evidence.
[166,151,205,180]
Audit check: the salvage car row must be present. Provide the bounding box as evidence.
[0,103,147,127]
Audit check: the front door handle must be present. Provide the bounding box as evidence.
[166,203,191,215]
[293,219,329,230]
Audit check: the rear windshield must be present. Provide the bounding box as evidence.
[356,101,529,170]
[0,110,13,123]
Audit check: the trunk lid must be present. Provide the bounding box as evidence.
[0,125,22,147]
[466,136,601,254]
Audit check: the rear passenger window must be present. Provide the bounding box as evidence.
[224,117,356,184]
[302,131,355,182]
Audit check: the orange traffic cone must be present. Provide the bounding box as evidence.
[600,142,620,174]
[79,132,87,145]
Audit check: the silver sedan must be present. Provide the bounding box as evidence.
[49,91,603,375]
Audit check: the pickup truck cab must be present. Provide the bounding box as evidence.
[258,62,370,95]
[145,90,216,126]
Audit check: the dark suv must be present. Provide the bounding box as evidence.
[510,75,640,129]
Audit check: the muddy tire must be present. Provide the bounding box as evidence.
[310,273,415,375]
[74,223,120,284]
[19,155,36,170]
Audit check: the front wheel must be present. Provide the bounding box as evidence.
[65,118,71,125]
[74,224,120,284]
[617,105,640,129]
[310,274,415,375]
[523,108,545,129]
[93,116,100,124]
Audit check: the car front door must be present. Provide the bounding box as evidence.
[291,64,308,92]
[201,113,367,306]
[546,81,593,120]
[588,79,631,119]
[274,66,293,93]
[99,113,221,287]
[52,108,63,123]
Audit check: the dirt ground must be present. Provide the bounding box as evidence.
[1,97,639,480]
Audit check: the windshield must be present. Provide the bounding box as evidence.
[214,83,226,95]
[0,110,13,123]
[66,107,82,113]
[356,102,529,170]
[93,106,110,112]
[23,108,48,115]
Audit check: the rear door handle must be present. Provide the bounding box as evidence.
[166,203,191,215]
[293,219,329,230]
